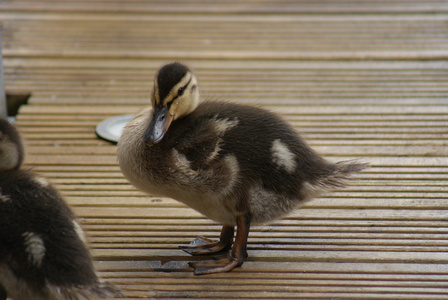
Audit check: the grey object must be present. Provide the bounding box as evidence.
[95,114,134,143]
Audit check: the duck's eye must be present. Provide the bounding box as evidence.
[178,87,185,96]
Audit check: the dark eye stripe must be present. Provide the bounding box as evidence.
[171,77,192,103]
[180,78,192,94]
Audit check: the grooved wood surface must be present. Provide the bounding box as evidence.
[1,1,448,299]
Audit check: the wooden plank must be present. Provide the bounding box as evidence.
[2,12,448,60]
[4,48,448,61]
[72,206,448,221]
[2,0,448,14]
[81,223,448,235]
[88,247,448,264]
[82,217,448,229]
[63,196,448,210]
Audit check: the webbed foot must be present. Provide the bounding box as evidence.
[189,256,243,275]
[187,214,251,275]
[180,225,234,255]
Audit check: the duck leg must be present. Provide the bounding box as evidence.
[189,214,251,275]
[180,225,234,255]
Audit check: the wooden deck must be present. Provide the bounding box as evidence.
[1,1,448,299]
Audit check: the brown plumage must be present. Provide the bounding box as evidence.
[118,62,368,275]
[0,118,122,300]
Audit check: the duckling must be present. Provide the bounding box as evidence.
[118,62,368,275]
[0,118,122,300]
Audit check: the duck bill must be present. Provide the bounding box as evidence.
[144,105,173,146]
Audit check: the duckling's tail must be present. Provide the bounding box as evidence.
[321,159,369,189]
[302,160,368,201]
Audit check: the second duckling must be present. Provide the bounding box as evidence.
[0,118,122,300]
[118,62,368,275]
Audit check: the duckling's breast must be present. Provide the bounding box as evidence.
[118,107,246,225]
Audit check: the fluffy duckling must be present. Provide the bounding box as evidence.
[118,62,368,275]
[0,118,122,300]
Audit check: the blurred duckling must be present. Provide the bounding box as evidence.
[118,62,368,275]
[0,118,122,299]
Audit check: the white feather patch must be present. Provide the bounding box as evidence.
[271,139,297,173]
[212,116,239,136]
[0,188,11,202]
[22,232,46,267]
[207,138,223,163]
[172,148,198,179]
[72,220,87,244]
[32,177,50,188]
[219,154,240,197]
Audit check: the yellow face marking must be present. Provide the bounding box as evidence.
[153,78,160,106]
[162,73,192,107]
[168,100,179,117]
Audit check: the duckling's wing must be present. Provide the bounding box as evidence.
[168,109,236,171]
[176,134,223,170]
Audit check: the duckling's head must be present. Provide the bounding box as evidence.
[0,118,24,171]
[145,62,199,145]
